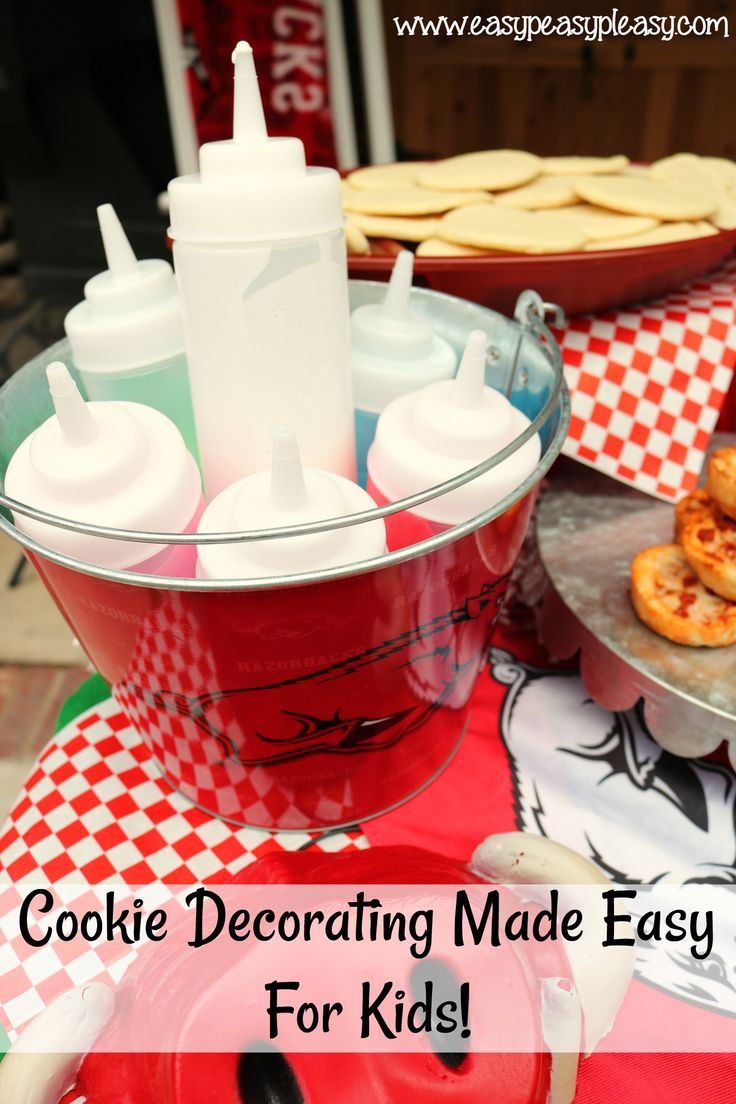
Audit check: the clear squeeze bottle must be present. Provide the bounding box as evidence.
[64,204,198,459]
[197,426,384,580]
[5,363,204,575]
[168,42,355,498]
[351,250,456,486]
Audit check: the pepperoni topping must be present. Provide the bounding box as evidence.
[675,591,697,618]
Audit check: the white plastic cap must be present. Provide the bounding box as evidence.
[5,363,202,568]
[168,42,342,243]
[197,426,385,579]
[351,251,457,413]
[64,204,185,373]
[367,330,541,525]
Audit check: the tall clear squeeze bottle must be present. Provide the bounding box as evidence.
[168,41,355,498]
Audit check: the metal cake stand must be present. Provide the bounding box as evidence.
[536,436,736,764]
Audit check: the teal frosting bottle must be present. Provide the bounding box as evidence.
[64,204,199,462]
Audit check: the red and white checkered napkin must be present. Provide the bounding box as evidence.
[0,699,367,1043]
[554,257,736,501]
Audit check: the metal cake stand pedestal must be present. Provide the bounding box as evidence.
[536,438,736,765]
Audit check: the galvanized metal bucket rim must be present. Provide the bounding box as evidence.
[0,286,570,591]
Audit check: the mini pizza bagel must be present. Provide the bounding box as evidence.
[707,446,736,521]
[674,489,713,542]
[630,543,736,647]
[681,507,736,602]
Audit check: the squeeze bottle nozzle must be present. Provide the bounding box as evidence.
[270,425,308,511]
[96,204,138,281]
[382,249,414,322]
[46,363,96,447]
[232,42,268,145]
[452,329,487,410]
[196,39,308,184]
[197,427,386,580]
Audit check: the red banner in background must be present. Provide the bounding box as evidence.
[176,0,338,167]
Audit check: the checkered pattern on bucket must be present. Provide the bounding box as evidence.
[111,591,270,828]
[555,258,736,501]
[0,695,367,1043]
[114,592,363,830]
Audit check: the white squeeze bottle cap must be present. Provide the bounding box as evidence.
[197,427,386,580]
[5,363,201,568]
[368,330,542,525]
[168,42,342,242]
[351,250,457,412]
[64,204,184,373]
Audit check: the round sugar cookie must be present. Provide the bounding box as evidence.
[496,175,578,209]
[346,161,429,190]
[700,156,736,190]
[439,204,586,254]
[651,152,736,191]
[584,221,717,251]
[554,204,659,240]
[416,238,492,256]
[573,175,717,220]
[416,149,541,192]
[650,157,736,230]
[342,183,491,216]
[543,154,629,175]
[347,211,440,242]
[344,219,370,255]
[650,153,702,177]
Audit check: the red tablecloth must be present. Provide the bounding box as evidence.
[2,623,735,1101]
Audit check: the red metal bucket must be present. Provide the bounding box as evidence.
[0,285,569,831]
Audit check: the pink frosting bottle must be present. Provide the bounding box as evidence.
[5,362,204,576]
[367,330,541,551]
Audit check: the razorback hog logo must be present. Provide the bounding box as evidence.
[124,580,508,767]
[491,646,736,1017]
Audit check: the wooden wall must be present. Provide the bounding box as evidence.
[382,0,736,162]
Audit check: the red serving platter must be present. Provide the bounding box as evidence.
[348,227,736,319]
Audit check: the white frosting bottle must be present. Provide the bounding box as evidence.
[351,250,456,486]
[197,426,385,580]
[366,329,541,548]
[5,363,204,575]
[168,41,355,498]
[64,204,198,460]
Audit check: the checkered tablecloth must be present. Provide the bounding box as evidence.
[556,258,736,501]
[0,697,367,1042]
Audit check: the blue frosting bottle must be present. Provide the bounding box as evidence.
[350,250,457,486]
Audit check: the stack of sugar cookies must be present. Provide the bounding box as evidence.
[630,446,736,647]
[342,150,736,257]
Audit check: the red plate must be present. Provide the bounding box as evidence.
[349,229,736,318]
